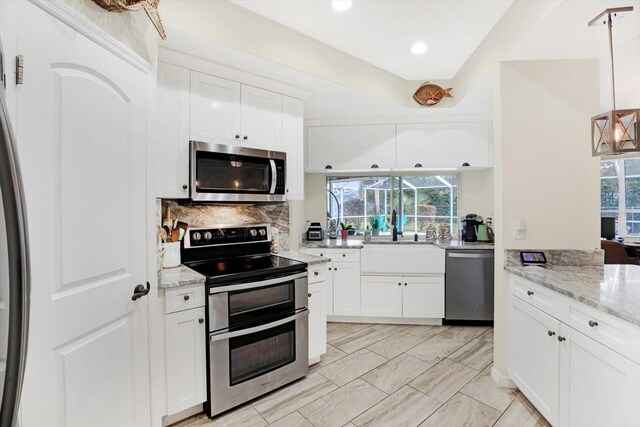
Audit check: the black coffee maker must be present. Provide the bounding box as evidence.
[461,214,483,242]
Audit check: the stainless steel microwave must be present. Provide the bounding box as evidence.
[190,141,286,203]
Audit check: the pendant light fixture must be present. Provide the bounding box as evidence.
[590,6,639,156]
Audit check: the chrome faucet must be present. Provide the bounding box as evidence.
[392,209,398,241]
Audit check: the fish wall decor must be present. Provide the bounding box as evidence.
[413,82,452,107]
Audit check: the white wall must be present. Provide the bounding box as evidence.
[599,34,640,111]
[492,59,601,375]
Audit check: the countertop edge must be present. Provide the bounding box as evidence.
[158,265,206,289]
[505,265,640,327]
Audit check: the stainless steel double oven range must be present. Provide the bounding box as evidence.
[182,224,309,417]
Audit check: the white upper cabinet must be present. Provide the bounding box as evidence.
[282,96,304,200]
[307,125,397,172]
[189,71,241,144]
[156,62,191,199]
[396,122,491,169]
[241,85,283,151]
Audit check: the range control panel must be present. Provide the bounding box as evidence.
[185,224,271,248]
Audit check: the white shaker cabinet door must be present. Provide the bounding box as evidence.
[361,276,403,317]
[396,122,491,169]
[402,276,444,319]
[308,282,327,364]
[509,296,561,426]
[156,62,190,198]
[190,71,241,144]
[282,96,304,200]
[165,307,207,416]
[240,85,282,151]
[307,125,396,172]
[559,324,640,427]
[332,262,361,316]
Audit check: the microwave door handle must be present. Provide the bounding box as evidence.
[209,309,308,342]
[269,159,277,194]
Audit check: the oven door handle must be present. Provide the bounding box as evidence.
[209,271,308,294]
[209,309,308,342]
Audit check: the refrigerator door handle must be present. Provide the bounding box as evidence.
[0,74,30,426]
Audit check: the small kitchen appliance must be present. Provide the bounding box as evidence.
[190,141,286,203]
[461,214,484,242]
[182,223,309,417]
[306,222,324,241]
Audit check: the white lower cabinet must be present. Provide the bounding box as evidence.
[165,306,207,416]
[308,281,327,364]
[509,295,561,425]
[361,276,403,317]
[332,262,361,316]
[509,274,640,427]
[361,275,444,319]
[559,324,640,427]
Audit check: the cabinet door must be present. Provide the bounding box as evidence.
[189,71,241,143]
[308,282,327,364]
[282,96,304,200]
[402,276,444,318]
[559,325,640,427]
[332,262,361,316]
[361,275,403,317]
[240,85,282,151]
[509,296,561,426]
[396,123,491,169]
[307,125,396,171]
[166,307,207,415]
[156,62,190,198]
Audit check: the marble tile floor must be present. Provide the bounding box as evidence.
[171,323,549,427]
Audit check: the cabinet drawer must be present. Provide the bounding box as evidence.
[308,265,327,284]
[165,285,206,314]
[510,275,556,316]
[561,299,640,364]
[304,248,360,263]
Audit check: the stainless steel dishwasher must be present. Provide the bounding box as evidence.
[445,249,494,323]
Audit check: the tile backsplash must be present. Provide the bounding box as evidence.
[160,200,290,253]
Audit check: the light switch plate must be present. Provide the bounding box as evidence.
[513,220,526,240]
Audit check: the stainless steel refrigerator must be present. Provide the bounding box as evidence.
[0,42,30,427]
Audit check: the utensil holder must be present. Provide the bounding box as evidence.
[160,242,181,268]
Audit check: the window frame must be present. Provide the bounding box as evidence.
[601,158,640,236]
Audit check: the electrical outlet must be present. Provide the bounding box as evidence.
[513,220,526,240]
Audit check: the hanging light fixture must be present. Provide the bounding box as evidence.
[590,6,639,156]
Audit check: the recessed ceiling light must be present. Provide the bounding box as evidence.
[332,0,352,12]
[411,41,428,55]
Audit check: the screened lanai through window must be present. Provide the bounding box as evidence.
[327,175,458,236]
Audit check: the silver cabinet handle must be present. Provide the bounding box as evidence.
[548,330,556,336]
[210,310,308,342]
[588,320,599,327]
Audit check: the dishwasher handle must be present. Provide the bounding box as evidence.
[447,252,494,259]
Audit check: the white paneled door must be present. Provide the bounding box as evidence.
[16,2,151,426]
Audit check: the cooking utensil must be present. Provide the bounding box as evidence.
[171,228,180,243]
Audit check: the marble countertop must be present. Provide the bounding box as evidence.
[158,265,206,289]
[300,238,493,250]
[506,264,640,326]
[300,239,364,249]
[276,251,330,266]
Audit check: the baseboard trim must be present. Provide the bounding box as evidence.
[327,316,442,325]
[491,366,517,389]
[162,404,203,427]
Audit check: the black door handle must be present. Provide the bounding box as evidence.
[131,282,150,301]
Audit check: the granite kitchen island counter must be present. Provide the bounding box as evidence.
[300,239,364,249]
[506,264,640,326]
